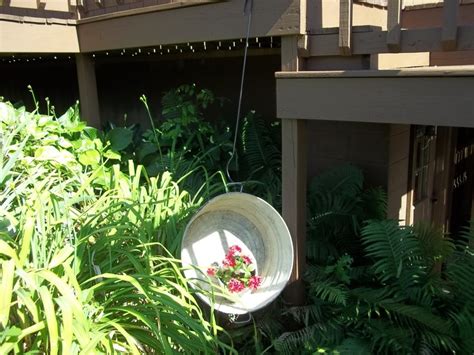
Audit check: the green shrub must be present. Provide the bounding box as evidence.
[274,165,474,354]
[0,100,233,354]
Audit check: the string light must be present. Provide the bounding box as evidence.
[1,38,279,65]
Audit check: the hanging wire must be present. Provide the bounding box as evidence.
[225,0,254,192]
[225,0,255,326]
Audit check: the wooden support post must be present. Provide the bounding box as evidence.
[280,36,307,305]
[442,0,459,51]
[339,0,352,56]
[432,127,457,232]
[386,125,412,225]
[75,54,101,128]
[387,0,402,52]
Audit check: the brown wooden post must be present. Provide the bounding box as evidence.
[386,125,412,225]
[75,53,101,128]
[442,0,459,51]
[339,0,352,56]
[281,36,307,305]
[387,0,402,52]
[432,127,457,232]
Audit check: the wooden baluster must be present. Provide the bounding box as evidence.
[442,0,459,51]
[339,0,352,56]
[387,0,402,52]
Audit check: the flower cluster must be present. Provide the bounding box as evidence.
[207,245,262,293]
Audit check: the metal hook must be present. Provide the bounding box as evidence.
[229,312,252,325]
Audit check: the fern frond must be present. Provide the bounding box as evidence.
[241,112,280,175]
[360,187,387,221]
[381,303,453,336]
[274,320,344,353]
[306,238,340,264]
[414,223,454,266]
[283,303,325,326]
[239,112,281,207]
[310,279,348,306]
[334,337,371,355]
[308,192,361,232]
[361,220,425,287]
[366,319,414,353]
[309,164,363,198]
[446,251,474,311]
[450,309,474,353]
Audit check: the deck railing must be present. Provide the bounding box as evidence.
[338,0,461,55]
[0,0,212,20]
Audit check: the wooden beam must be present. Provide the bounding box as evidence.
[442,0,459,51]
[75,54,101,128]
[339,0,352,55]
[0,20,79,53]
[305,25,474,56]
[77,0,301,52]
[387,0,402,52]
[280,36,307,306]
[276,69,474,128]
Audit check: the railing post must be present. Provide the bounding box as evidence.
[339,0,352,56]
[387,0,402,52]
[442,0,459,51]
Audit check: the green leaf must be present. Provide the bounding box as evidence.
[35,146,75,165]
[39,286,59,355]
[78,150,101,167]
[103,149,121,160]
[48,245,74,269]
[107,127,133,151]
[0,259,15,327]
[137,142,158,162]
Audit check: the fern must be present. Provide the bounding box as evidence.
[274,320,344,354]
[309,164,363,198]
[334,337,371,354]
[360,187,387,221]
[367,320,415,353]
[361,220,425,287]
[414,223,454,267]
[450,309,474,353]
[310,279,349,306]
[446,248,474,312]
[239,112,281,208]
[283,304,325,326]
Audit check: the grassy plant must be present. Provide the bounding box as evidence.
[0,101,234,353]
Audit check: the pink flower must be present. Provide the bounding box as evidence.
[207,267,216,276]
[248,275,262,290]
[227,278,245,293]
[242,255,252,265]
[223,254,236,268]
[228,245,242,255]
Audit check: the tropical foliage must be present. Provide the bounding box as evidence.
[4,85,471,355]
[273,165,474,354]
[104,84,281,206]
[0,98,235,353]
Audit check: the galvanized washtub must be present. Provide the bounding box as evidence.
[181,192,293,315]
